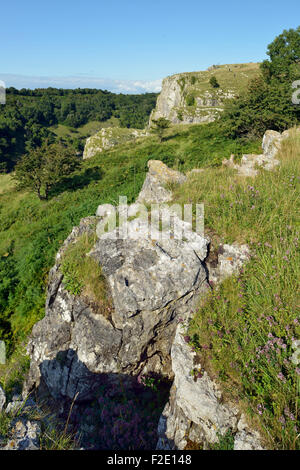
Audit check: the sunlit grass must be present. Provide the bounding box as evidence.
[171,130,300,449]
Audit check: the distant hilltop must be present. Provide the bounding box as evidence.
[149,63,260,126]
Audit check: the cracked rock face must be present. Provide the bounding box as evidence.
[157,322,264,451]
[156,243,265,451]
[25,200,209,402]
[149,74,231,126]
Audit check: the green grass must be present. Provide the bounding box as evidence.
[183,63,261,96]
[0,174,16,195]
[170,131,300,449]
[61,233,112,317]
[50,117,121,140]
[0,121,261,348]
[0,345,30,399]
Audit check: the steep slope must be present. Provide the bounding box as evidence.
[150,63,260,125]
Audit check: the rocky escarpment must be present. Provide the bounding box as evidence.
[22,126,283,449]
[24,161,210,406]
[83,127,149,159]
[149,63,260,126]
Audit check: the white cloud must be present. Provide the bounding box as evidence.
[0,73,162,94]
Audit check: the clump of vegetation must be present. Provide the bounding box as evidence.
[61,233,112,316]
[177,77,186,93]
[172,131,300,449]
[150,117,171,142]
[0,345,30,398]
[209,76,220,88]
[209,430,235,450]
[186,95,195,106]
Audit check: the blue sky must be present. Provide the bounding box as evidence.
[1,0,299,93]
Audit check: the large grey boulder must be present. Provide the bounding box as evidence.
[25,198,209,402]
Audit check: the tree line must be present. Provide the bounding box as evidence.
[0,89,157,172]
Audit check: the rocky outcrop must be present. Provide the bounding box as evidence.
[23,156,266,450]
[83,127,149,159]
[24,162,209,403]
[149,63,260,126]
[0,391,41,451]
[137,160,187,204]
[156,244,265,451]
[149,75,224,125]
[223,127,300,177]
[0,385,5,412]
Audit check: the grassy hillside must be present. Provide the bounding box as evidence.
[0,122,260,350]
[170,130,300,449]
[177,62,260,97]
[49,117,121,146]
[1,122,299,450]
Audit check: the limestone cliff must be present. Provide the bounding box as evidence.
[149,63,260,125]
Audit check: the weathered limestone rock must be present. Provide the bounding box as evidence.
[83,127,149,159]
[23,157,266,450]
[24,173,209,402]
[149,64,259,126]
[137,160,186,204]
[0,385,5,412]
[222,129,284,177]
[156,243,265,451]
[2,417,41,450]
[0,395,41,451]
[208,243,250,284]
[262,130,282,159]
[0,340,5,365]
[234,414,264,450]
[157,327,239,450]
[149,74,225,126]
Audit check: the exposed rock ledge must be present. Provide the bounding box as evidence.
[24,163,210,401]
[222,127,300,177]
[22,146,277,449]
[83,127,149,160]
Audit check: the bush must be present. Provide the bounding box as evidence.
[186,95,195,106]
[209,76,220,88]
